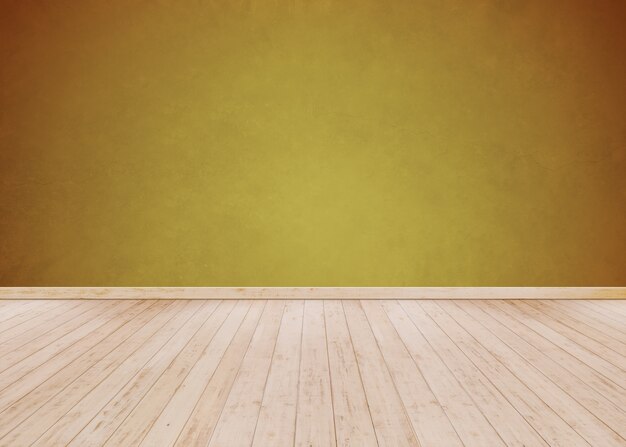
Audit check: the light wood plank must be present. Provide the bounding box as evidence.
[138,301,258,447]
[526,301,626,355]
[0,300,194,446]
[593,300,626,318]
[573,301,626,331]
[324,300,378,447]
[27,301,219,447]
[516,301,626,370]
[454,300,626,440]
[0,300,66,336]
[70,301,235,447]
[251,301,305,446]
[100,301,248,447]
[407,301,591,447]
[0,301,83,346]
[437,300,625,447]
[0,301,152,412]
[343,300,419,447]
[0,299,623,447]
[294,300,336,447]
[173,301,266,447]
[500,301,626,389]
[389,300,546,447]
[0,301,169,439]
[0,301,44,323]
[0,300,104,361]
[481,300,626,409]
[545,300,626,339]
[207,300,285,447]
[0,300,137,389]
[362,300,464,447]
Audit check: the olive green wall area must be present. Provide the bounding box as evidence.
[1,1,625,286]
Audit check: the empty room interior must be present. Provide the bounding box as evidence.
[0,1,625,446]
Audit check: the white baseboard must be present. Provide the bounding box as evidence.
[0,287,624,300]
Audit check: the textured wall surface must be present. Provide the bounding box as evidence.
[1,0,625,286]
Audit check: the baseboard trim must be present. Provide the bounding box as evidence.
[0,287,624,300]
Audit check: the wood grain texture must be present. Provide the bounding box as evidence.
[295,300,336,447]
[0,299,624,447]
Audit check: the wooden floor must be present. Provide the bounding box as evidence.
[0,300,624,446]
